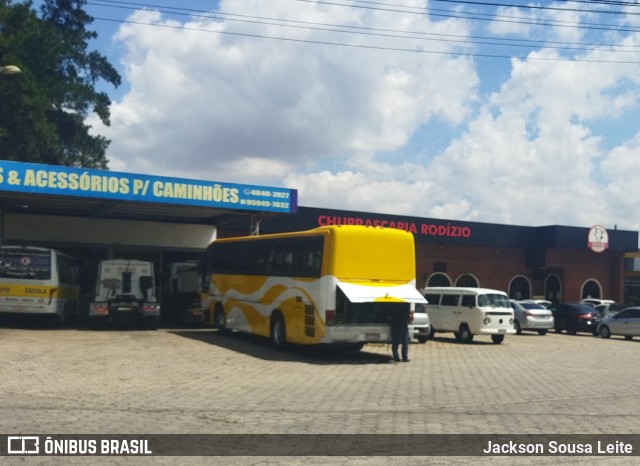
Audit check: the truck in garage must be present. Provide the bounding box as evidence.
[88,259,160,329]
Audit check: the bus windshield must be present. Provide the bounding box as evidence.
[0,249,51,280]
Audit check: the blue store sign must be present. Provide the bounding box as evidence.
[0,161,297,214]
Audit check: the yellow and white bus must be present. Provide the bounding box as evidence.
[202,225,426,349]
[0,246,80,323]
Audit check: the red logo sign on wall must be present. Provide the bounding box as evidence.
[587,225,609,253]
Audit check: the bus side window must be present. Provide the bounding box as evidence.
[441,294,460,306]
[296,236,323,278]
[461,295,475,307]
[424,293,441,305]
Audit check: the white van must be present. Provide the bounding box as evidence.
[422,287,515,344]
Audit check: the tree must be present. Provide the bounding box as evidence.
[0,0,120,168]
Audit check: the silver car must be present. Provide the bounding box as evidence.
[510,300,554,335]
[595,302,626,317]
[597,307,640,340]
[410,304,430,344]
[583,298,615,307]
[521,299,552,309]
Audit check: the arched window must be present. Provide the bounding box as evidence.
[508,276,531,300]
[545,274,561,303]
[455,273,479,288]
[581,280,602,300]
[426,273,451,287]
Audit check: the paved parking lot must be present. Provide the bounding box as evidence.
[1,319,639,465]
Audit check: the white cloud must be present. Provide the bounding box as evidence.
[91,1,640,235]
[601,131,640,224]
[93,1,477,181]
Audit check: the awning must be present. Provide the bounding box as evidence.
[337,282,427,304]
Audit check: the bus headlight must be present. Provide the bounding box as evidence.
[484,317,491,325]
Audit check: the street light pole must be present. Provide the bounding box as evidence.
[0,65,22,75]
[0,63,21,245]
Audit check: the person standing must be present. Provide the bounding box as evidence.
[390,306,411,362]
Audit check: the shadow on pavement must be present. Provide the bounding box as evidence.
[168,328,397,365]
[428,335,499,345]
[0,313,78,330]
[0,314,208,331]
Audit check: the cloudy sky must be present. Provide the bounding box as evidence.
[75,0,640,231]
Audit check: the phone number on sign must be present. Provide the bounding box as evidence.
[241,199,290,209]
[243,189,290,199]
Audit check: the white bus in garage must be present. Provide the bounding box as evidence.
[0,245,79,323]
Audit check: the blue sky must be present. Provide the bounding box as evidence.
[31,1,640,232]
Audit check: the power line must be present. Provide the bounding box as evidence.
[296,0,640,32]
[430,0,640,15]
[85,0,640,63]
[94,16,640,64]
[88,1,640,53]
[88,0,640,35]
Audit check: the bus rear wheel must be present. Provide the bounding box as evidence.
[215,307,231,335]
[491,334,505,344]
[270,313,287,350]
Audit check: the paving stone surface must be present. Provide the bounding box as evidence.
[1,321,638,465]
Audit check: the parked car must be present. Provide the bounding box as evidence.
[522,299,552,309]
[597,307,640,340]
[550,302,601,335]
[594,302,626,317]
[422,287,514,344]
[582,298,615,307]
[410,304,430,344]
[509,300,554,335]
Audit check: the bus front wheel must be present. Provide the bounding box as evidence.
[270,313,287,350]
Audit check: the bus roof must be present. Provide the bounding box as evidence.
[213,224,414,243]
[0,245,76,260]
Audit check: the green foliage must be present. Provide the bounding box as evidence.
[0,0,121,168]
